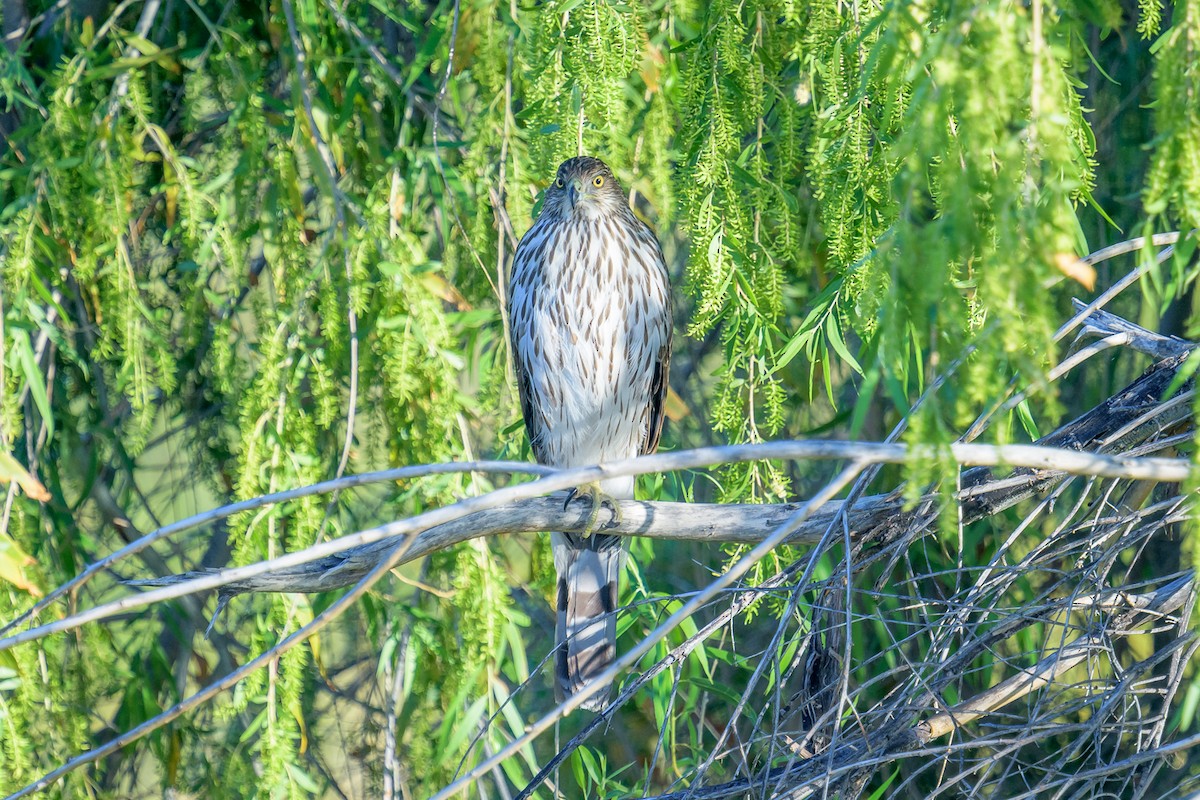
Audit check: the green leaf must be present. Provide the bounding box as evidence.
[123,33,161,56]
[866,768,901,800]
[286,764,322,793]
[576,746,603,784]
[1015,399,1041,441]
[442,692,489,757]
[825,316,863,375]
[11,329,53,439]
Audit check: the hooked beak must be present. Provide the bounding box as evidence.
[567,179,582,209]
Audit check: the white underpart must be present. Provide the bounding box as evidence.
[519,219,668,495]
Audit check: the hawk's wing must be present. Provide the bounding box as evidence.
[641,338,671,456]
[640,228,672,457]
[509,236,553,465]
[515,350,551,465]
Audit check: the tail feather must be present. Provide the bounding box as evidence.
[553,532,625,711]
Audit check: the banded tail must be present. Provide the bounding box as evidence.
[553,532,626,711]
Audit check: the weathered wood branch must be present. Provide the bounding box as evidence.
[640,573,1198,800]
[1072,297,1196,359]
[917,573,1197,740]
[127,346,1195,599]
[6,435,1189,654]
[131,498,829,594]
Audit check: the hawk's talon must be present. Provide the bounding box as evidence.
[566,482,623,537]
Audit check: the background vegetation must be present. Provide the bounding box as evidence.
[0,0,1198,796]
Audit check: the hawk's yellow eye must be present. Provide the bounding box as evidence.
[592,176,605,188]
[555,177,564,188]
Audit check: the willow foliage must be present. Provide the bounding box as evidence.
[0,0,1194,797]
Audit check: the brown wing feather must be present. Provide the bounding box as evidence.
[509,237,553,466]
[638,215,672,457]
[640,325,671,457]
[514,357,551,464]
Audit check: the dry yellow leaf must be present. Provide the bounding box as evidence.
[1054,253,1097,291]
[0,451,50,502]
[0,537,42,597]
[665,387,691,422]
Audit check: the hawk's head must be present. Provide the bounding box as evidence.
[542,156,628,221]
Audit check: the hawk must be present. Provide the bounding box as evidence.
[508,156,672,711]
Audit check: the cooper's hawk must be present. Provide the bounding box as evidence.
[508,156,672,710]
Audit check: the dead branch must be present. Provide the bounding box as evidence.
[637,574,1198,800]
[1071,297,1195,359]
[120,345,1194,600]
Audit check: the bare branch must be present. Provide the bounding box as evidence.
[110,344,1196,604]
[634,575,1197,800]
[1071,297,1196,359]
[0,460,552,638]
[6,347,1193,649]
[919,574,1196,739]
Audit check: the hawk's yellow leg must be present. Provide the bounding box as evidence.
[564,482,623,537]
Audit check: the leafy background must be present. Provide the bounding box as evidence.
[1,0,1198,796]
